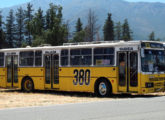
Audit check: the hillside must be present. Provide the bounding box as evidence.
[1,0,165,40]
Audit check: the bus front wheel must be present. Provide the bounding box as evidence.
[22,78,34,92]
[95,79,111,97]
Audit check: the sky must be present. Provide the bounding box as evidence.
[0,0,165,8]
[0,0,31,8]
[126,0,165,2]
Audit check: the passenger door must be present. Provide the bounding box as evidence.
[44,54,59,89]
[117,52,138,93]
[6,55,18,88]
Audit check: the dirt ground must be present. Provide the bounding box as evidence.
[0,89,165,109]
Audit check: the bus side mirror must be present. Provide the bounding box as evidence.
[141,49,145,58]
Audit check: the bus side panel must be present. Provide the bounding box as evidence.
[0,68,6,88]
[18,68,45,90]
[59,67,118,93]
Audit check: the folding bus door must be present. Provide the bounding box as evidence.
[6,55,18,88]
[118,51,138,93]
[44,54,59,89]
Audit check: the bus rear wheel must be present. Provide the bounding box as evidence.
[95,79,111,97]
[22,78,34,92]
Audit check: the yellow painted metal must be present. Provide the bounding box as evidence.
[18,68,45,90]
[1,66,165,94]
[139,73,165,94]
[59,67,118,93]
[0,68,7,88]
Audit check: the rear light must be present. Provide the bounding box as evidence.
[146,82,154,88]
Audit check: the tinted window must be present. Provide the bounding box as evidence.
[94,48,114,66]
[141,50,165,72]
[20,51,34,66]
[0,52,4,67]
[35,51,42,66]
[71,49,80,55]
[70,49,92,66]
[61,50,68,66]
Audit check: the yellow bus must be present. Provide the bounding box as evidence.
[0,41,164,97]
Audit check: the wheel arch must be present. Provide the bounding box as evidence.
[21,76,34,90]
[94,77,112,94]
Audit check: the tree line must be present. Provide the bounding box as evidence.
[0,3,68,48]
[0,3,158,49]
[72,11,133,43]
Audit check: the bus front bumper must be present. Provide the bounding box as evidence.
[141,87,164,94]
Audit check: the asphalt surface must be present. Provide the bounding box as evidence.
[0,96,165,120]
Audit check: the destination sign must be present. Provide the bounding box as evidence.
[6,52,16,55]
[45,51,56,54]
[119,47,133,51]
[141,42,164,49]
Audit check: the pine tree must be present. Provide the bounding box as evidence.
[75,18,82,33]
[115,22,122,40]
[73,18,84,43]
[5,9,16,48]
[45,4,68,46]
[122,19,132,41]
[45,10,50,30]
[15,7,25,47]
[24,3,34,46]
[0,11,5,48]
[31,7,45,36]
[103,13,114,41]
[148,31,155,41]
[49,3,61,30]
[73,30,86,43]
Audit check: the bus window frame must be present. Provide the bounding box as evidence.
[93,47,115,67]
[70,48,93,67]
[35,50,43,67]
[60,49,69,67]
[19,50,44,67]
[60,47,115,67]
[0,52,5,67]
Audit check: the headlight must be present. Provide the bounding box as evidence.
[146,82,154,88]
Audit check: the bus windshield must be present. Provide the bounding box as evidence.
[141,50,165,72]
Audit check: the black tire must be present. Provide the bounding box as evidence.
[22,78,34,92]
[95,79,111,97]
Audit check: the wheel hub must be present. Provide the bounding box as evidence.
[99,82,107,96]
[25,80,32,91]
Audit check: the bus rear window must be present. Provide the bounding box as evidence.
[20,51,34,66]
[0,52,4,67]
[94,48,114,66]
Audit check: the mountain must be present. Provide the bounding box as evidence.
[1,0,165,40]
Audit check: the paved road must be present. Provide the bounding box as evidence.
[0,96,165,120]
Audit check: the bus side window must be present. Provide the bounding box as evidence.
[70,49,92,66]
[20,51,34,66]
[0,52,4,67]
[61,50,68,66]
[35,51,42,66]
[94,48,114,66]
[81,49,92,65]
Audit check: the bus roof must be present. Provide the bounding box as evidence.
[0,40,163,52]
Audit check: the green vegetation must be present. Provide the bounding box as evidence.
[103,13,114,41]
[1,2,162,48]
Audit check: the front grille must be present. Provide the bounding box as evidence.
[154,82,164,87]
